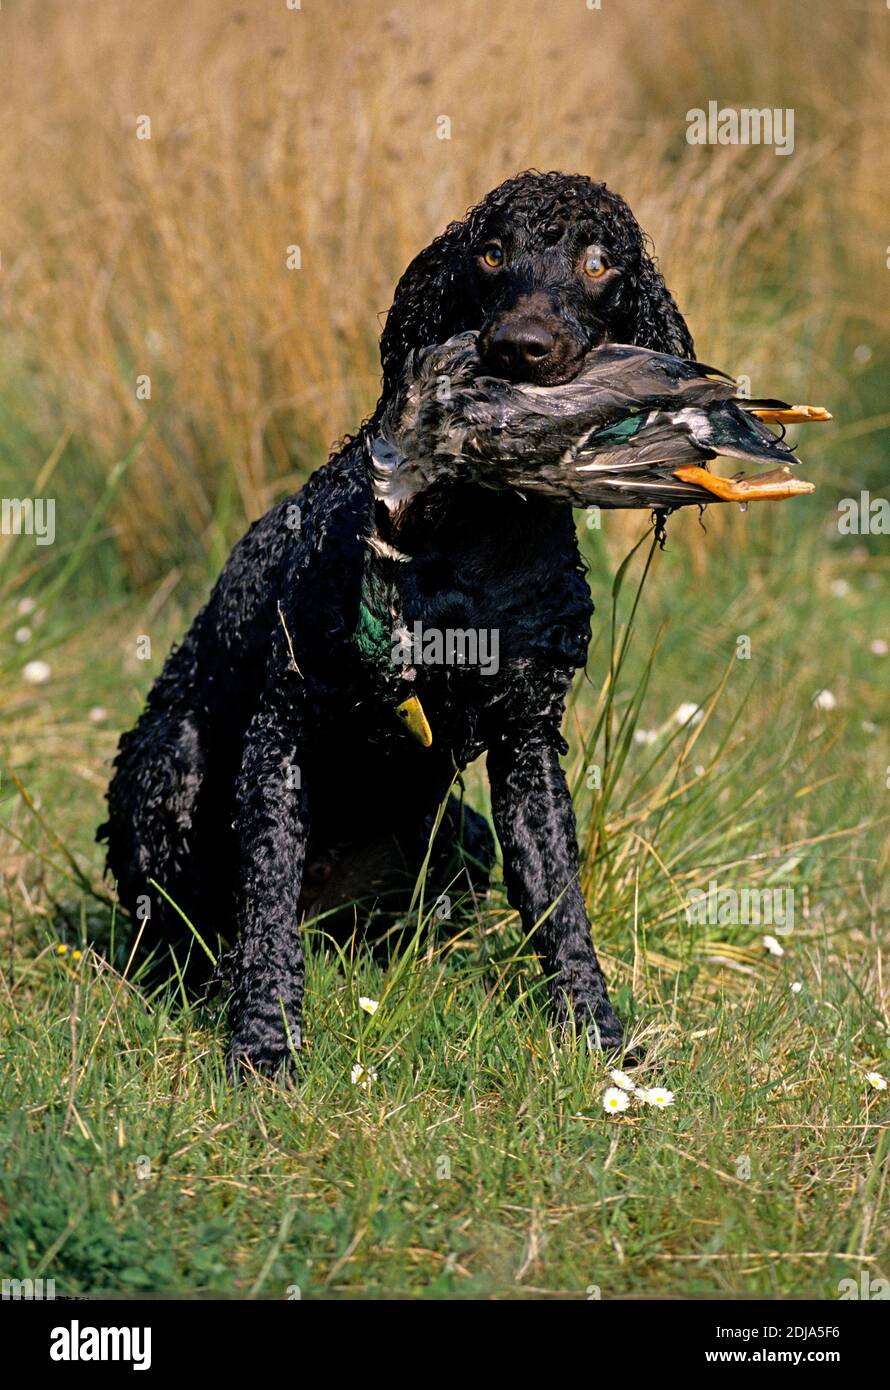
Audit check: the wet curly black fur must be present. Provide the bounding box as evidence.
[99,170,694,1077]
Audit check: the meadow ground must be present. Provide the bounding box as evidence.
[1,0,888,1298]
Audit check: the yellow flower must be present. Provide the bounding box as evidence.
[72,949,83,962]
[55,943,68,956]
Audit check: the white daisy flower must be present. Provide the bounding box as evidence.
[829,578,850,598]
[639,1087,674,1108]
[14,626,32,643]
[674,702,703,727]
[790,981,803,994]
[88,706,108,723]
[870,639,888,657]
[350,1062,377,1089]
[609,1069,637,1092]
[812,689,837,711]
[633,728,658,746]
[763,935,785,957]
[359,996,379,1015]
[865,1072,887,1091]
[22,660,51,685]
[16,596,36,616]
[602,1087,630,1114]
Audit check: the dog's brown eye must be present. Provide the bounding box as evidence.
[480,243,504,269]
[583,246,609,279]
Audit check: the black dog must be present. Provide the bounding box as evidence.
[100,170,694,1076]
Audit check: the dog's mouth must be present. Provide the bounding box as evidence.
[477,314,589,387]
[522,353,588,388]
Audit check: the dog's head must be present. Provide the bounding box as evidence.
[377,170,694,408]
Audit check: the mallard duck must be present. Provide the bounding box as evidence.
[370,331,829,512]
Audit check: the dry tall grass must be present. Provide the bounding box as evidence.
[0,0,887,579]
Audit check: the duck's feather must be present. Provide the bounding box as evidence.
[374,332,819,511]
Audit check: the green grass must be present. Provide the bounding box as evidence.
[2,502,888,1299]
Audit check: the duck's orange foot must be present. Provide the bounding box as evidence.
[672,463,815,503]
[746,404,832,424]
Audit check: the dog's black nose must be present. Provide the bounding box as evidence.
[482,318,556,379]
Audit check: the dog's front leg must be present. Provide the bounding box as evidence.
[228,674,308,1078]
[488,732,625,1051]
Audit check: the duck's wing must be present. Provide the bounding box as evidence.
[489,398,813,507]
[577,399,797,470]
[378,335,827,510]
[401,344,738,474]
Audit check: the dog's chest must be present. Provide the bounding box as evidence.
[348,518,592,763]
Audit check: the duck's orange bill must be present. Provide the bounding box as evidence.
[747,404,832,424]
[672,464,815,503]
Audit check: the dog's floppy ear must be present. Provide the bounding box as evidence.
[377,222,478,408]
[627,251,695,360]
[599,188,695,360]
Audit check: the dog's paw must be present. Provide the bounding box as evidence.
[557,997,639,1060]
[586,1005,645,1066]
[226,1024,301,1083]
[582,1000,625,1051]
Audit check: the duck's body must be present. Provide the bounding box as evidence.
[371,333,827,514]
